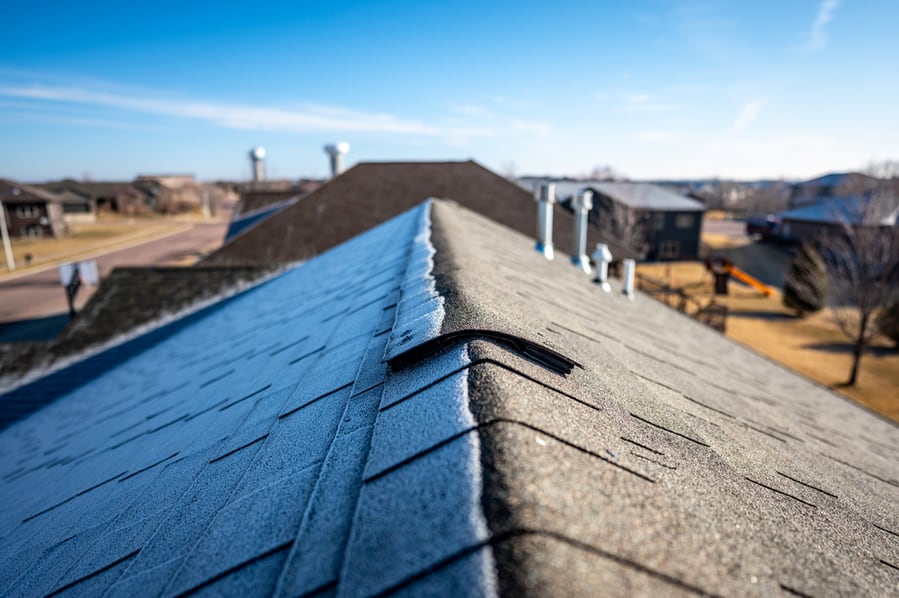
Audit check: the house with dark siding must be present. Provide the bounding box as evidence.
[0,179,68,238]
[552,181,706,261]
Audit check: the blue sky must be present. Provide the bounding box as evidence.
[1,0,897,182]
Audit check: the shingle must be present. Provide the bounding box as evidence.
[274,406,380,597]
[339,431,490,598]
[1,196,897,597]
[164,464,320,596]
[203,161,638,268]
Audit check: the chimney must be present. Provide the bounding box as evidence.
[249,147,266,183]
[324,142,350,177]
[534,182,556,259]
[623,259,636,300]
[571,190,593,273]
[592,243,613,292]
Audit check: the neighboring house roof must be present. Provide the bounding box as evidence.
[0,179,63,205]
[225,198,299,242]
[780,196,899,226]
[551,181,706,212]
[234,190,302,217]
[33,183,95,206]
[0,200,896,596]
[793,172,874,189]
[202,160,638,265]
[43,181,132,199]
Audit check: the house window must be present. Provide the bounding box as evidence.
[15,204,40,218]
[24,224,43,238]
[675,214,694,229]
[658,241,680,259]
[653,213,666,231]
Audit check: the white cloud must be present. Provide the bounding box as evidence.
[730,100,764,133]
[804,0,841,53]
[0,78,555,146]
[0,84,438,135]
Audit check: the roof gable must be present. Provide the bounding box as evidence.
[204,160,638,266]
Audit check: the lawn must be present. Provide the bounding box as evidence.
[2,219,189,274]
[637,260,899,423]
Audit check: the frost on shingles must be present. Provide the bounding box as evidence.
[384,199,446,362]
[0,269,283,395]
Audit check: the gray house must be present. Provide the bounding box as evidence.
[554,181,706,261]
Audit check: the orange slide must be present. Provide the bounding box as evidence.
[724,265,773,296]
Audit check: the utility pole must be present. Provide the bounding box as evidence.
[0,200,15,271]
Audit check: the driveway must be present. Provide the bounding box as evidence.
[702,217,794,289]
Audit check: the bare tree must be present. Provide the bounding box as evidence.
[825,191,899,386]
[742,181,790,215]
[594,197,648,258]
[588,164,623,181]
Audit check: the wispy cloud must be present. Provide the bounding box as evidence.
[731,100,764,133]
[0,83,438,134]
[803,0,841,53]
[0,77,553,144]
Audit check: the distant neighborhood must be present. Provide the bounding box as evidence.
[5,167,895,256]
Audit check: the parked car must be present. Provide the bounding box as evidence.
[746,214,781,240]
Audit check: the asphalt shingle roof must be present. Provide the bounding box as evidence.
[780,196,898,226]
[0,199,896,597]
[203,160,639,266]
[550,180,706,212]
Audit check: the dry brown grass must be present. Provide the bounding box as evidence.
[2,220,190,275]
[637,261,899,423]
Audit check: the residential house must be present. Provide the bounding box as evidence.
[0,200,895,596]
[42,180,155,215]
[225,179,324,242]
[552,181,706,261]
[789,172,878,208]
[0,179,67,238]
[134,174,202,213]
[36,180,97,224]
[779,195,899,245]
[203,161,638,267]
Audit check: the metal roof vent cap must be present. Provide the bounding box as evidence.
[324,142,350,178]
[571,190,593,274]
[592,243,613,292]
[534,182,556,259]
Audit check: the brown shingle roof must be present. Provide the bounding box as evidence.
[203,160,637,265]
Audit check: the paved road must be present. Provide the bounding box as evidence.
[0,221,228,324]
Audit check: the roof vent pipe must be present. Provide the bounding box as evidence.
[571,190,593,273]
[324,142,350,178]
[623,259,636,300]
[592,243,613,292]
[535,182,556,259]
[249,147,266,183]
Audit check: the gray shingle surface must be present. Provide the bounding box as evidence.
[1,198,896,597]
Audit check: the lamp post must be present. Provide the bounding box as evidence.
[0,196,15,271]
